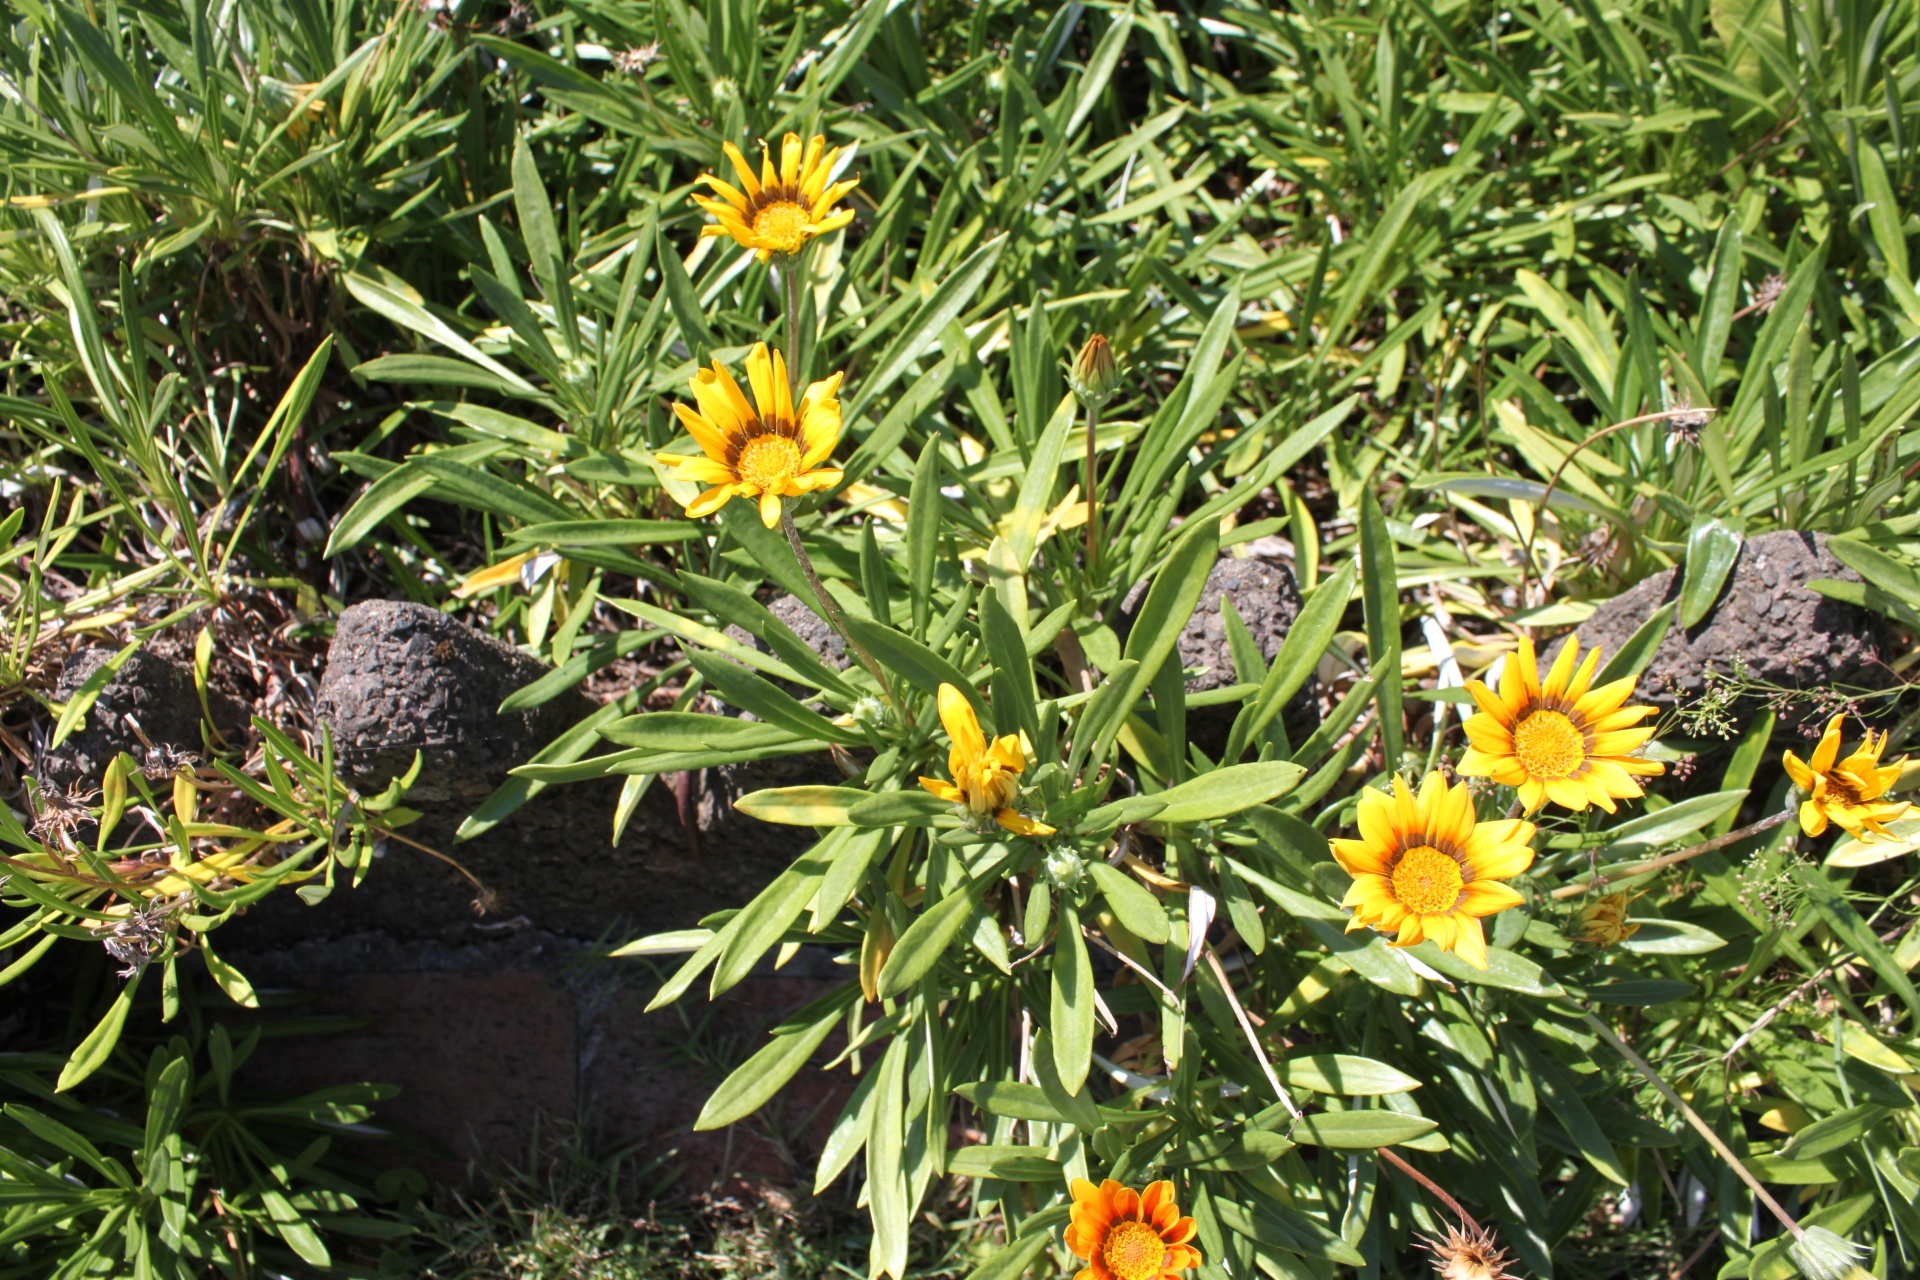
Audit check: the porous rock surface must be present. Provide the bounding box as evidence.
[1118,553,1307,753]
[312,599,587,804]
[1178,556,1304,693]
[226,599,815,948]
[1563,530,1885,709]
[37,647,249,791]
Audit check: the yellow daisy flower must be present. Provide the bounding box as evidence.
[1784,714,1911,840]
[918,684,1054,837]
[1456,636,1663,814]
[691,133,858,261]
[1331,772,1537,969]
[656,343,844,528]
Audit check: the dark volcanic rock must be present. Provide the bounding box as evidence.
[226,599,815,949]
[312,600,588,805]
[1180,556,1304,693]
[37,647,248,790]
[1121,555,1305,692]
[767,592,848,670]
[1562,530,1886,711]
[1119,554,1307,753]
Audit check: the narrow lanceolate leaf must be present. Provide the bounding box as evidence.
[1677,517,1742,628]
[1087,860,1171,943]
[1289,1111,1437,1148]
[733,786,865,826]
[877,884,981,998]
[1825,538,1920,610]
[1149,762,1307,824]
[1227,562,1356,762]
[1595,600,1677,684]
[1359,489,1404,767]
[867,1034,911,1280]
[1097,520,1219,766]
[696,985,856,1129]
[57,975,142,1092]
[1274,1055,1423,1096]
[1051,901,1095,1095]
[855,234,1008,415]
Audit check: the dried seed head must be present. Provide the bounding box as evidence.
[612,42,662,74]
[1575,526,1617,573]
[1664,397,1713,448]
[1069,334,1120,409]
[1420,1223,1516,1280]
[30,782,98,843]
[1750,273,1787,316]
[141,744,201,781]
[94,902,173,979]
[1571,890,1642,947]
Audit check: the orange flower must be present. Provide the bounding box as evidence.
[1065,1179,1201,1280]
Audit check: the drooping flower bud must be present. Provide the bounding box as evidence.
[1571,891,1641,947]
[1787,1227,1874,1280]
[1069,333,1119,408]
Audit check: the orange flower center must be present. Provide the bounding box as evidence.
[736,433,802,492]
[1821,772,1865,806]
[955,757,1019,814]
[751,199,812,254]
[1512,709,1586,780]
[1390,845,1464,915]
[1102,1221,1167,1280]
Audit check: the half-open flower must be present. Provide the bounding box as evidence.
[1784,714,1910,840]
[692,133,858,261]
[1456,635,1663,814]
[1571,890,1642,947]
[1065,1178,1201,1280]
[656,343,843,528]
[918,684,1053,836]
[1332,772,1536,969]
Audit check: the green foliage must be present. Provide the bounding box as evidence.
[4,0,1920,1276]
[0,1019,410,1276]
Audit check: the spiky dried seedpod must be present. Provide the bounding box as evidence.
[1419,1223,1516,1280]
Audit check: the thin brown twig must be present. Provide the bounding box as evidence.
[1550,809,1791,900]
[375,825,490,894]
[1583,1010,1803,1241]
[1518,408,1714,604]
[1202,944,1301,1120]
[1082,927,1181,1010]
[1669,1227,1719,1280]
[1,852,120,890]
[1721,917,1911,1063]
[1376,1145,1482,1235]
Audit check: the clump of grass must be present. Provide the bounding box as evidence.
[383,1119,976,1280]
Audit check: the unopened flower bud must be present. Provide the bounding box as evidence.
[851,695,889,731]
[1068,333,1119,409]
[1044,846,1087,892]
[1788,1227,1874,1280]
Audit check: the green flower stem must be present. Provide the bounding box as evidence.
[1581,1009,1803,1240]
[778,505,898,713]
[1083,401,1100,577]
[1548,808,1792,901]
[782,248,805,402]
